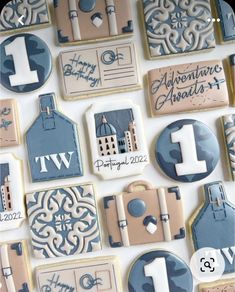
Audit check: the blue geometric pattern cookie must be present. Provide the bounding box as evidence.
[128,250,193,292]
[26,184,101,258]
[0,33,52,93]
[155,119,220,182]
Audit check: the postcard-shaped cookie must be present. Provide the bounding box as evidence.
[199,279,235,292]
[155,119,220,182]
[0,0,51,34]
[141,0,215,59]
[59,42,141,100]
[26,93,83,182]
[0,33,52,93]
[86,100,149,180]
[221,114,235,181]
[148,60,229,116]
[104,180,185,248]
[128,250,193,291]
[0,99,20,147]
[189,181,235,274]
[54,0,133,45]
[215,0,235,43]
[36,256,122,291]
[0,240,32,291]
[0,153,25,232]
[26,183,101,258]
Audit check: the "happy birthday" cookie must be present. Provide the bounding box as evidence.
[199,279,235,292]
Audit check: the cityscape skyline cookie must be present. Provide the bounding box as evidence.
[26,183,101,258]
[0,33,52,93]
[148,60,229,116]
[128,250,193,292]
[36,256,123,291]
[54,0,133,45]
[189,181,235,274]
[155,119,220,182]
[0,153,26,232]
[104,180,185,248]
[59,42,141,100]
[0,99,21,147]
[86,100,149,180]
[141,0,215,59]
[26,93,83,182]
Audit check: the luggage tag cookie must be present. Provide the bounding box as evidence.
[155,119,220,182]
[0,240,32,292]
[148,60,229,116]
[221,114,235,181]
[26,183,101,258]
[0,99,21,147]
[54,0,133,45]
[0,33,52,93]
[0,153,25,232]
[103,180,185,248]
[86,100,149,180]
[36,256,122,291]
[199,279,235,292]
[189,181,235,274]
[0,0,51,34]
[141,0,215,59]
[128,250,193,292]
[59,42,141,100]
[26,93,83,182]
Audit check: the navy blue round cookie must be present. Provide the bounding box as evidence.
[128,250,193,292]
[0,33,52,93]
[155,119,220,182]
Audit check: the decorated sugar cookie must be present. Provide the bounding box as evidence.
[59,42,141,100]
[0,0,51,34]
[0,33,52,93]
[189,181,235,274]
[54,0,133,45]
[104,180,185,247]
[0,99,21,147]
[141,0,215,59]
[0,240,32,291]
[26,93,83,182]
[199,279,235,292]
[0,153,25,232]
[128,250,193,292]
[155,119,220,182]
[36,256,122,291]
[229,55,235,104]
[86,100,149,180]
[26,183,101,258]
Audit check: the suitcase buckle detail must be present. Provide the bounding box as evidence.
[160,214,169,222]
[118,220,128,229]
[2,267,13,279]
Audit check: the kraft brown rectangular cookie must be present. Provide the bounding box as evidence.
[147,60,229,116]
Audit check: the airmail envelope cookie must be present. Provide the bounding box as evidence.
[59,42,141,100]
[148,60,229,116]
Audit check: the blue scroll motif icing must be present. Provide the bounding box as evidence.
[27,185,101,258]
[191,181,235,274]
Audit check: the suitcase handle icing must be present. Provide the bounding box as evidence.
[126,180,153,193]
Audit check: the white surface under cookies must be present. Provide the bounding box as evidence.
[0,0,235,291]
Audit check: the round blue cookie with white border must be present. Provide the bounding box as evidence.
[0,33,52,93]
[128,250,193,292]
[155,119,220,182]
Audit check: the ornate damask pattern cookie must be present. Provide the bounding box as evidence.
[26,184,101,258]
[0,99,20,147]
[0,240,32,292]
[199,279,235,292]
[0,153,26,232]
[142,0,215,59]
[148,60,229,116]
[0,0,50,33]
[222,114,235,181]
[54,0,133,45]
[36,256,123,291]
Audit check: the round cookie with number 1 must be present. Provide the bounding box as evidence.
[0,33,52,93]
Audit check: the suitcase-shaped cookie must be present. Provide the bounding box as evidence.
[103,180,185,247]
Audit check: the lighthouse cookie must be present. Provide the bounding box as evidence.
[54,0,133,45]
[86,100,149,180]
